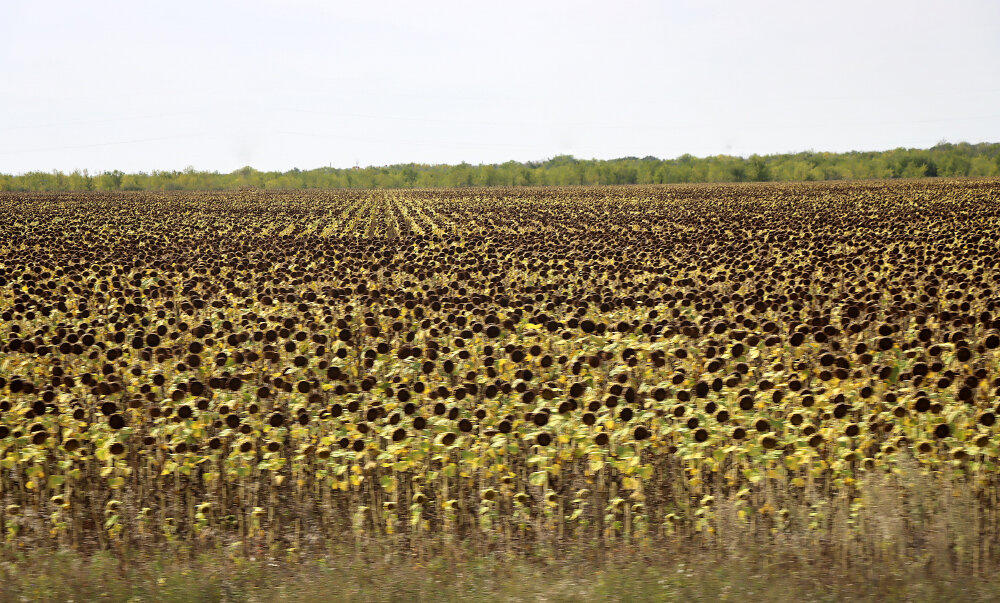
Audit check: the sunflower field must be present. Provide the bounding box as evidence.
[2,179,1000,568]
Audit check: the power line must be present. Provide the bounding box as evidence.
[0,109,210,133]
[0,133,215,156]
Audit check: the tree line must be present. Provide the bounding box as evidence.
[2,142,998,192]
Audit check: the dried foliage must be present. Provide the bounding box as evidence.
[1,180,1000,569]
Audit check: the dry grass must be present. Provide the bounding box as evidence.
[2,541,999,603]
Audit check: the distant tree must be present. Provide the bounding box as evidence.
[67,170,94,191]
[6,143,1000,191]
[748,155,770,182]
[99,170,124,190]
[397,165,415,187]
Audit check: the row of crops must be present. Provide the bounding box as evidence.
[1,180,1000,560]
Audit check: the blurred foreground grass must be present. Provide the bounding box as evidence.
[2,543,1000,603]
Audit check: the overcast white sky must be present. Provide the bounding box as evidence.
[1,0,999,174]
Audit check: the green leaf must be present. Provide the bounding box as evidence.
[527,455,548,466]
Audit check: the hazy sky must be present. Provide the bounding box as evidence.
[2,0,999,173]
